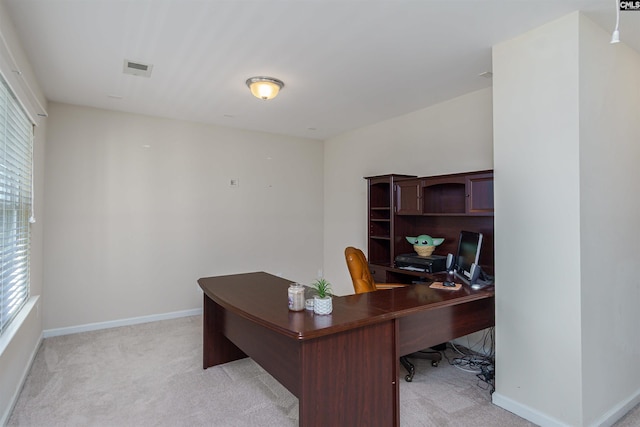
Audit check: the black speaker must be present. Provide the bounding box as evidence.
[446,253,455,271]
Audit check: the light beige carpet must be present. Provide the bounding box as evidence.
[7,316,639,426]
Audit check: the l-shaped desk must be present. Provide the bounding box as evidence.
[198,272,494,427]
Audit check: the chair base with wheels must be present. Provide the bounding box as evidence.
[400,347,444,382]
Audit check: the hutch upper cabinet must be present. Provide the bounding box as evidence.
[395,171,494,216]
[366,170,494,283]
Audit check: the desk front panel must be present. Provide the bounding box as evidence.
[300,319,397,427]
[222,303,303,396]
[397,295,495,356]
[215,296,399,426]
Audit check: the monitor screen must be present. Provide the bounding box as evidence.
[455,231,483,283]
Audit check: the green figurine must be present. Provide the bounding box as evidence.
[405,234,444,246]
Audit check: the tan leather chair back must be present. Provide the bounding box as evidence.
[344,247,378,294]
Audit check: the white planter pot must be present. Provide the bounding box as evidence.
[313,296,333,315]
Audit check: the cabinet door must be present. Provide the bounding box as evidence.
[395,180,421,215]
[466,173,494,214]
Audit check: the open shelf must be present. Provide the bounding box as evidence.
[422,182,466,214]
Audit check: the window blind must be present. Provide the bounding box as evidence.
[0,75,32,336]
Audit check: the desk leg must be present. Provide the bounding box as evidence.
[202,294,247,369]
[298,320,397,427]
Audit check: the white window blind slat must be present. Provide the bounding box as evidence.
[0,73,32,335]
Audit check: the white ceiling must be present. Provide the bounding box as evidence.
[4,0,638,140]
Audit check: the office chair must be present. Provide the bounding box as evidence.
[344,246,443,382]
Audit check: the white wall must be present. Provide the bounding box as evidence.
[493,12,640,426]
[579,16,640,425]
[492,13,583,426]
[43,103,324,330]
[323,87,493,296]
[0,0,47,422]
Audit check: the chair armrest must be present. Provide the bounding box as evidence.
[375,283,407,290]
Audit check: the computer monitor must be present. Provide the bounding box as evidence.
[454,231,483,285]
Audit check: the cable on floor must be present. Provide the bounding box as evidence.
[443,327,495,393]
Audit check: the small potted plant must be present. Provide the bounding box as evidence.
[311,278,333,315]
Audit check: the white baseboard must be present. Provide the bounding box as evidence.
[492,392,571,427]
[42,308,203,338]
[493,390,640,427]
[591,387,640,427]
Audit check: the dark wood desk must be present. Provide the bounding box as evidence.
[198,272,494,427]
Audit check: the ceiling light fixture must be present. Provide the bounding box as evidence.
[246,76,284,100]
[611,0,620,44]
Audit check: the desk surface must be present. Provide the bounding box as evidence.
[199,271,494,340]
[199,271,495,427]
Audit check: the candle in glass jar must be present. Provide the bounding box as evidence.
[288,283,305,311]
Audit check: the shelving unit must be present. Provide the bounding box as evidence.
[365,174,416,266]
[366,170,494,283]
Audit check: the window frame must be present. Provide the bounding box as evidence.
[0,73,33,336]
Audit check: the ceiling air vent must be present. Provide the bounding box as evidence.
[123,60,153,77]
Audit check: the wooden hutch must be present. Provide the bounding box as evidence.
[366,170,494,283]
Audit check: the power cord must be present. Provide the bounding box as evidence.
[444,327,495,393]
